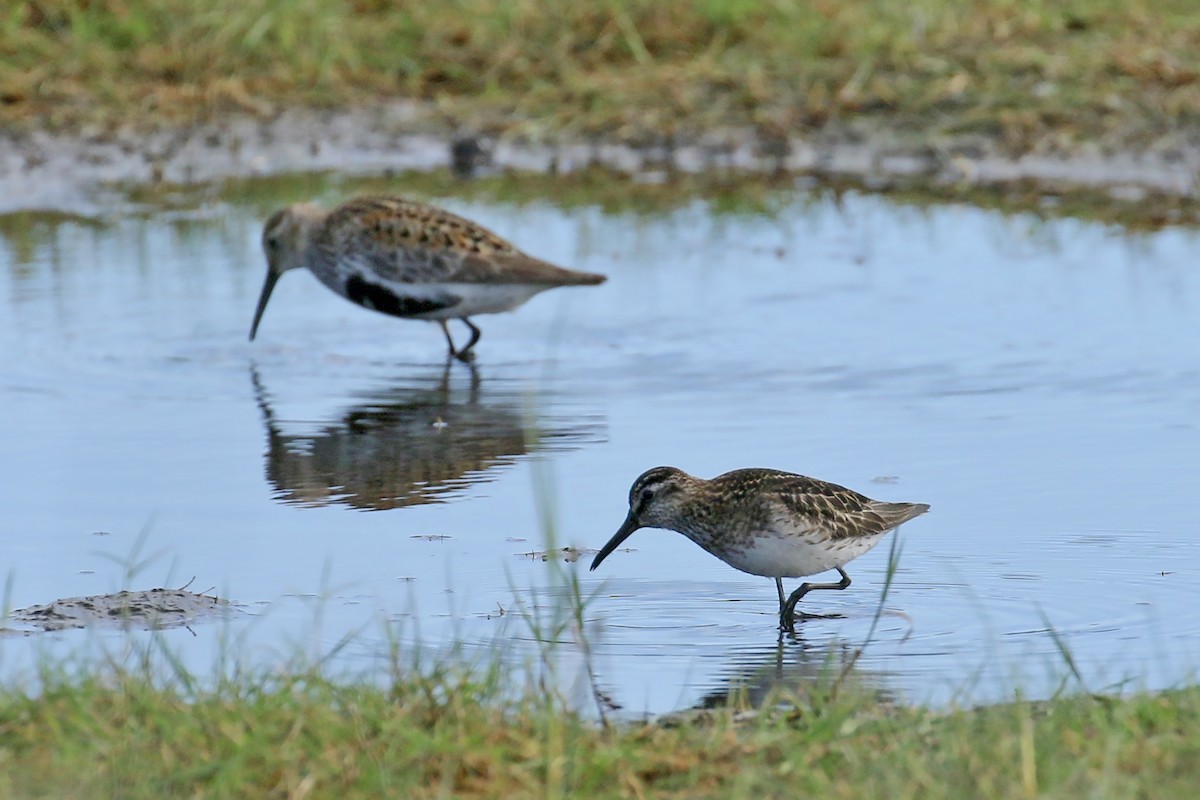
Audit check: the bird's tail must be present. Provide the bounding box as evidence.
[563,269,606,286]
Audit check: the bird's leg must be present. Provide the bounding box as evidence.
[439,321,459,359]
[775,578,786,620]
[779,567,852,631]
[454,318,482,361]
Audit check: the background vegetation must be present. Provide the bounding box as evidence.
[3,0,1198,150]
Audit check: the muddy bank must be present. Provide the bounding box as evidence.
[1,103,1196,216]
[3,587,234,634]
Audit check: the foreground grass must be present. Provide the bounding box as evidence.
[3,1,1198,151]
[0,662,1198,799]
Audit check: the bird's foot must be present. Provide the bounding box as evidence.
[778,610,843,630]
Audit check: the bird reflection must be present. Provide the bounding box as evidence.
[691,635,897,711]
[252,362,601,511]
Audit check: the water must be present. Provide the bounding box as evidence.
[1,175,1197,714]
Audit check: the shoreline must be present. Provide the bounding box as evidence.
[3,103,1197,217]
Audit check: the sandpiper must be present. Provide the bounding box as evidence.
[249,196,606,360]
[590,466,929,630]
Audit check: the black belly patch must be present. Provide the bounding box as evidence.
[344,276,457,318]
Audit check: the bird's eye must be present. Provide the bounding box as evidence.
[266,237,280,252]
[639,487,655,505]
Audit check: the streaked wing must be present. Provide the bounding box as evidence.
[755,471,927,541]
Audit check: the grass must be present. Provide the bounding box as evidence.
[3,1,1199,153]
[1,655,1199,798]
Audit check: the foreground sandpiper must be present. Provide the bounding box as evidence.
[249,196,606,360]
[590,467,929,630]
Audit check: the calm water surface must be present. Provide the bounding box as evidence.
[1,176,1197,713]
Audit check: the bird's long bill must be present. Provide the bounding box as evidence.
[589,511,641,572]
[248,270,280,341]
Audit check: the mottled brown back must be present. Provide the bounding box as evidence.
[312,196,606,286]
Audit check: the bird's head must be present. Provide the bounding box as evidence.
[249,203,323,341]
[590,466,692,571]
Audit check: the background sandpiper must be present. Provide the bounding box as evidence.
[249,195,606,360]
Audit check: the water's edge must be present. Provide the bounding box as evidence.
[2,103,1196,216]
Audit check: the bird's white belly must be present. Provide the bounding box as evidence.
[404,283,549,319]
[713,531,886,579]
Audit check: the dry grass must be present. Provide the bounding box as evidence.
[3,1,1199,151]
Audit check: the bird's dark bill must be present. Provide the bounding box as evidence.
[249,270,281,341]
[590,511,641,571]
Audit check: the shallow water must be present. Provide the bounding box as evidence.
[1,174,1197,713]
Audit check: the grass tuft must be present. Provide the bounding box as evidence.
[1,651,1200,798]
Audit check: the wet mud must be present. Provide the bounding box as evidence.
[4,587,233,634]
